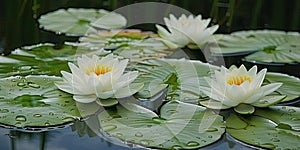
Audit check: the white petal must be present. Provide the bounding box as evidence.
[112,59,128,80]
[114,83,143,98]
[97,90,114,99]
[251,68,267,89]
[248,65,258,78]
[61,71,73,83]
[114,71,139,89]
[55,81,75,94]
[156,24,173,40]
[225,85,248,104]
[244,90,264,104]
[260,83,282,96]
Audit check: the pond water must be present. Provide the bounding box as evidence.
[0,121,255,150]
[0,0,299,150]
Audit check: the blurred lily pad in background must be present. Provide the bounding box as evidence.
[38,8,127,36]
[210,30,300,63]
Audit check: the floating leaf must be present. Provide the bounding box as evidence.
[265,72,300,102]
[0,54,69,78]
[234,104,255,114]
[98,101,225,149]
[226,106,300,149]
[0,43,109,78]
[0,75,84,128]
[38,8,126,35]
[12,43,106,61]
[79,29,171,62]
[210,30,300,63]
[96,99,119,107]
[134,59,219,100]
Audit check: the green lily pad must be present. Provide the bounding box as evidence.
[0,54,69,78]
[234,104,255,114]
[210,30,300,63]
[98,101,225,149]
[96,99,119,107]
[79,29,171,62]
[226,106,300,149]
[0,75,82,128]
[265,72,300,102]
[12,43,107,61]
[134,59,219,100]
[38,8,126,35]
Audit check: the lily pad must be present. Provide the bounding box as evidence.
[79,29,171,62]
[226,106,300,149]
[210,30,300,63]
[38,8,127,35]
[134,59,219,101]
[0,75,82,128]
[265,72,300,102]
[0,54,69,78]
[98,101,225,149]
[12,43,106,61]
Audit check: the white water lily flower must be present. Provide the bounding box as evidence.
[55,54,143,103]
[156,14,219,48]
[200,65,283,113]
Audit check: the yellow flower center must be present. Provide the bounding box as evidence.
[86,64,112,76]
[227,75,252,86]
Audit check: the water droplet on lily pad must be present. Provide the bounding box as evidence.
[45,122,50,126]
[62,117,74,122]
[288,109,296,113]
[205,128,218,132]
[0,109,9,113]
[15,115,26,122]
[33,114,42,118]
[49,112,54,116]
[102,125,117,132]
[19,66,32,70]
[28,82,40,88]
[208,135,213,138]
[172,145,182,149]
[272,138,280,142]
[260,143,276,149]
[140,140,153,146]
[186,141,199,147]
[115,133,123,137]
[17,82,26,87]
[135,132,143,137]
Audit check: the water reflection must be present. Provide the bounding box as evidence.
[0,122,133,150]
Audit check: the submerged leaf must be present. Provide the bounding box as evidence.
[98,101,225,149]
